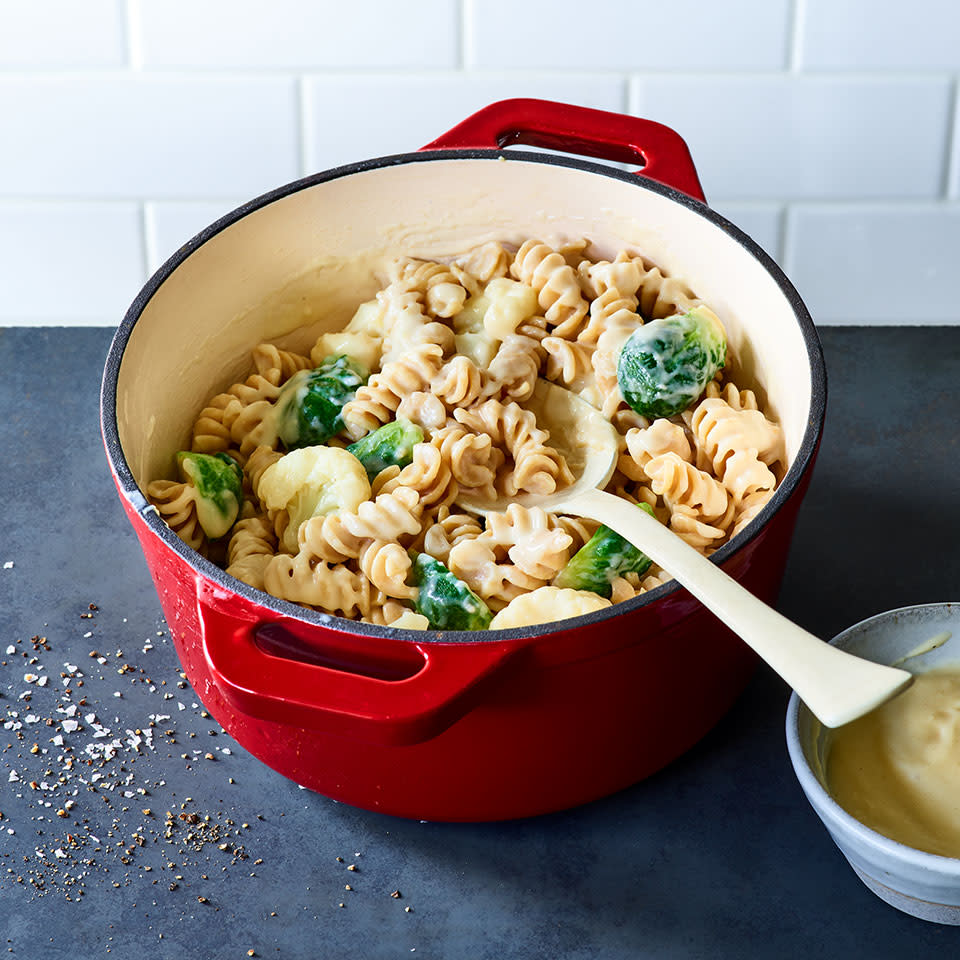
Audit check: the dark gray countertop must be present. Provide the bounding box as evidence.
[1,326,958,959]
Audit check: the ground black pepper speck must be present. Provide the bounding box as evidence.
[0,605,258,903]
[1,599,418,930]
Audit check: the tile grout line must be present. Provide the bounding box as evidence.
[141,202,157,278]
[941,76,958,200]
[779,203,793,273]
[0,66,955,81]
[296,74,309,178]
[123,0,142,70]
[459,0,469,70]
[788,0,806,74]
[5,196,960,209]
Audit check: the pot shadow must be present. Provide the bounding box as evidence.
[302,469,960,957]
[309,660,948,960]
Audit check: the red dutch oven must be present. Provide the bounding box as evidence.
[101,99,826,822]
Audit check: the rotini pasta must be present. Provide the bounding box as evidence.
[148,237,785,631]
[340,342,446,440]
[225,501,278,591]
[146,480,206,553]
[510,239,590,338]
[413,505,484,564]
[454,399,574,497]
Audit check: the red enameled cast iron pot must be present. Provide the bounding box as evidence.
[101,99,826,822]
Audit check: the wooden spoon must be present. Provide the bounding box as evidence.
[457,380,912,728]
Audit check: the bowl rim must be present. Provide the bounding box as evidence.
[101,146,827,643]
[786,600,960,875]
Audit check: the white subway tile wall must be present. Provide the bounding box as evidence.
[0,0,957,326]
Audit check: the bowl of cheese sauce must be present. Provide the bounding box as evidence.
[786,602,960,924]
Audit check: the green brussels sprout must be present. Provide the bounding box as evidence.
[176,451,243,539]
[412,553,492,631]
[346,418,425,480]
[617,306,727,418]
[553,502,656,598]
[275,355,367,449]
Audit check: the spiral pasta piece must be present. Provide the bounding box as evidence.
[541,336,595,394]
[731,488,774,538]
[688,396,784,482]
[225,503,278,591]
[190,342,312,461]
[623,420,692,479]
[446,536,543,609]
[719,449,778,504]
[605,572,649,604]
[510,240,590,339]
[394,257,469,319]
[430,419,504,502]
[413,506,484,564]
[374,441,458,509]
[454,399,574,497]
[552,514,602,553]
[340,342,445,440]
[485,333,544,402]
[378,283,456,366]
[573,251,639,300]
[191,370,281,460]
[453,241,511,285]
[263,552,385,618]
[245,444,284,502]
[643,452,729,523]
[638,567,672,593]
[481,504,573,582]
[610,406,650,436]
[146,480,206,552]
[299,486,424,563]
[251,342,312,381]
[668,505,728,552]
[633,257,702,320]
[244,442,297,544]
[431,354,486,409]
[704,380,759,411]
[395,390,448,432]
[579,285,642,349]
[357,540,418,600]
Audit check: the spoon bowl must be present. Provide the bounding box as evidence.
[457,380,912,729]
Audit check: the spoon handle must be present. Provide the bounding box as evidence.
[556,488,913,728]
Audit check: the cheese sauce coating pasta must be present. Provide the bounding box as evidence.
[147,241,784,630]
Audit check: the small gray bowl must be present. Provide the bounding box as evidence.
[786,602,960,924]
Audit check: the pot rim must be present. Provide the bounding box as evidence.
[100,146,827,644]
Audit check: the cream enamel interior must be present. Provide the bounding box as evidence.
[116,156,813,494]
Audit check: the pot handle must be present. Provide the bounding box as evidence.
[197,589,520,746]
[421,97,705,201]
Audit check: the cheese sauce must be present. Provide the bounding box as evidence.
[825,666,960,858]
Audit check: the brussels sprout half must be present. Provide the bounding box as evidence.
[617,306,727,419]
[412,553,492,631]
[346,419,425,480]
[553,502,655,599]
[176,451,243,540]
[276,355,367,449]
